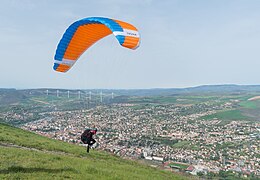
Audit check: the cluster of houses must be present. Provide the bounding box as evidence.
[22,102,260,177]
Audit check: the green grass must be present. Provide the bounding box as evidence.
[239,98,260,108]
[128,96,179,104]
[239,101,258,109]
[129,104,153,110]
[0,123,84,156]
[169,163,189,170]
[171,141,199,150]
[152,97,177,104]
[152,137,178,146]
[215,142,237,150]
[201,109,249,121]
[172,141,191,149]
[1,147,184,180]
[0,123,188,180]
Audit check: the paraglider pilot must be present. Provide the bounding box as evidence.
[81,128,97,153]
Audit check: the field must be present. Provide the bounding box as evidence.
[199,95,260,124]
[201,109,250,122]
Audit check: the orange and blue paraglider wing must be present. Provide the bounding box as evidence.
[53,17,140,73]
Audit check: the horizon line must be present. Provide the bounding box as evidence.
[2,84,260,90]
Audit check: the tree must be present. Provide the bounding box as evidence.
[197,171,204,177]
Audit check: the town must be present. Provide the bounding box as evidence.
[18,95,260,178]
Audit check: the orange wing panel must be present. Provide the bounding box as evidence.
[63,24,112,60]
[56,64,70,72]
[122,36,140,49]
[114,20,137,31]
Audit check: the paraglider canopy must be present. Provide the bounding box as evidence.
[53,17,140,73]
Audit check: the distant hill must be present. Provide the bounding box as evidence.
[0,123,188,179]
[0,89,27,106]
[111,84,260,96]
[1,84,260,106]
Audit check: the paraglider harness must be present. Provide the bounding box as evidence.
[81,128,97,153]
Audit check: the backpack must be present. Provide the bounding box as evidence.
[81,129,92,139]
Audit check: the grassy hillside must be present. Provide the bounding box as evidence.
[0,123,189,180]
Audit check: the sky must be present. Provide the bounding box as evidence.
[0,0,260,89]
